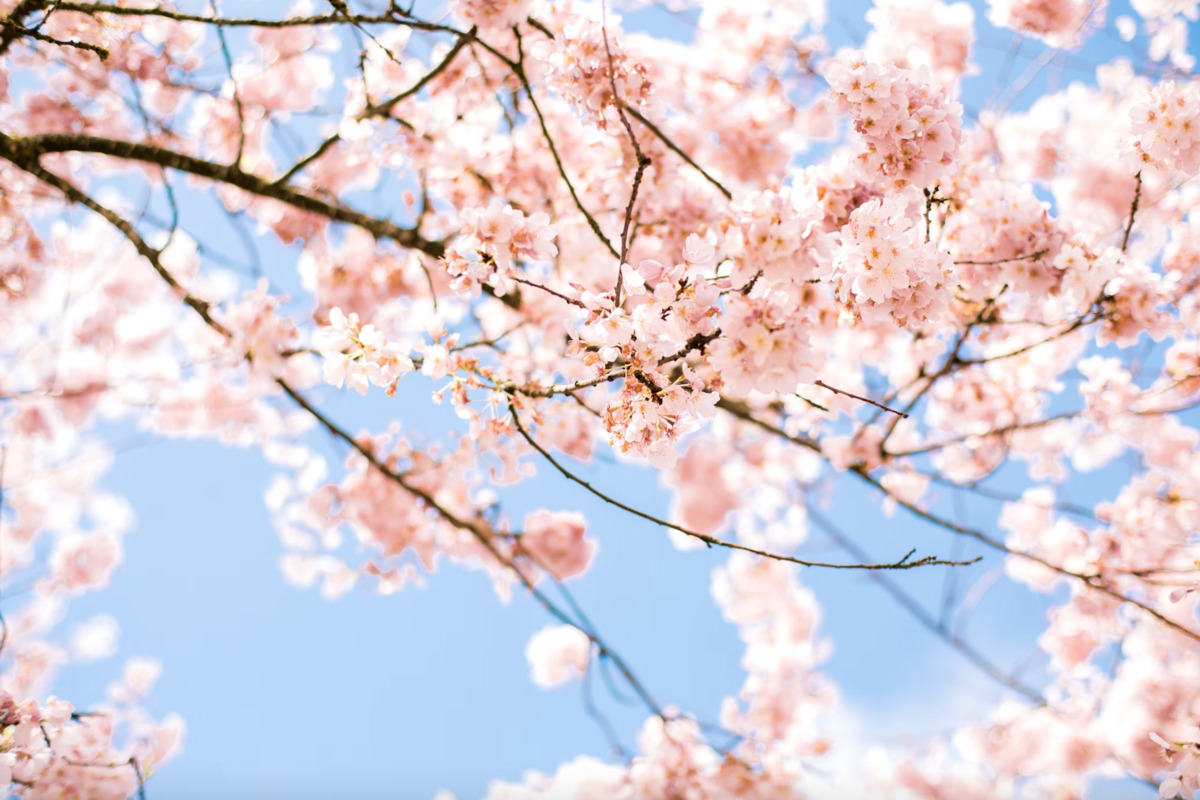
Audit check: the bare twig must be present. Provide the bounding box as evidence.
[599,0,650,304]
[954,249,1048,266]
[852,466,1200,646]
[814,379,909,418]
[511,276,586,307]
[511,408,976,571]
[625,107,731,201]
[212,0,246,168]
[509,29,620,260]
[360,26,477,119]
[808,504,1046,706]
[1121,170,1142,252]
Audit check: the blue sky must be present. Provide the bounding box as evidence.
[21,0,1197,797]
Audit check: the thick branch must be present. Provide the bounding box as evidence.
[0,131,445,258]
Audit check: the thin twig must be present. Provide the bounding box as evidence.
[851,466,1200,646]
[511,276,586,307]
[511,408,975,571]
[509,29,620,261]
[599,0,649,304]
[360,26,477,119]
[0,19,109,59]
[212,0,246,169]
[954,249,1048,266]
[1121,170,1142,252]
[625,107,731,200]
[814,379,908,418]
[808,504,1046,707]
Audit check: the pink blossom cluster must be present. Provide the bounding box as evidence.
[233,3,336,115]
[986,0,1103,48]
[709,288,821,396]
[601,379,719,468]
[313,307,413,395]
[723,188,828,284]
[1129,79,1200,177]
[442,201,558,296]
[864,0,976,83]
[450,0,532,31]
[939,162,1069,301]
[1152,733,1200,798]
[831,195,953,328]
[713,555,834,764]
[519,509,596,581]
[530,4,652,125]
[218,279,307,381]
[824,52,963,189]
[661,435,739,536]
[0,673,182,798]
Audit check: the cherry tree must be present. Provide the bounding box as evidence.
[0,0,1198,794]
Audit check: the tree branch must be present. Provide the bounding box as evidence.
[511,407,976,571]
[0,131,445,258]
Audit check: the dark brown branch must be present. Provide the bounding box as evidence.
[44,2,453,31]
[923,186,936,244]
[498,370,625,399]
[273,132,342,188]
[656,328,721,366]
[510,276,586,307]
[0,18,109,59]
[282,381,666,720]
[0,141,235,336]
[814,379,908,418]
[715,396,821,453]
[0,131,445,258]
[0,0,49,57]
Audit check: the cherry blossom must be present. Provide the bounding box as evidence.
[519,510,596,581]
[2,0,1200,795]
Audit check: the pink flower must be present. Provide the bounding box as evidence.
[987,0,1101,48]
[314,307,412,394]
[49,531,122,592]
[520,510,596,581]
